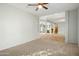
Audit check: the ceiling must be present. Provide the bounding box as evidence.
[9,3,79,16]
[40,12,65,23]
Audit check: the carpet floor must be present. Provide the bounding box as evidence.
[0,34,79,56]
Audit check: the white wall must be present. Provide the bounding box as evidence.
[65,12,69,43]
[58,22,66,35]
[0,4,39,50]
[66,8,79,45]
[66,9,78,44]
[78,8,79,46]
[57,21,68,43]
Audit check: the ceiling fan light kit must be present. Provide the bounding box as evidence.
[38,5,42,9]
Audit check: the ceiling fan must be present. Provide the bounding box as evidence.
[27,3,48,11]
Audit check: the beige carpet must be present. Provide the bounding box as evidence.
[0,34,79,56]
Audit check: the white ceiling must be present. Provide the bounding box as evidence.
[40,12,65,23]
[40,12,65,20]
[9,3,79,16]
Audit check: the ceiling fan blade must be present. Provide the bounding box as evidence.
[43,3,48,4]
[38,3,48,5]
[35,7,39,11]
[42,5,48,9]
[28,4,38,6]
